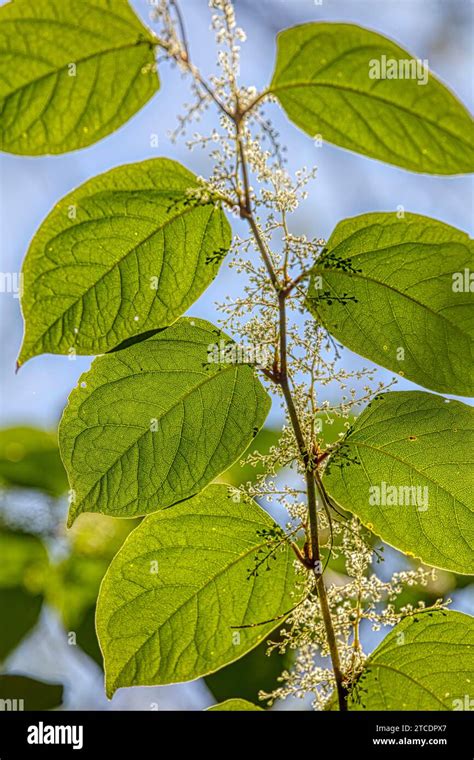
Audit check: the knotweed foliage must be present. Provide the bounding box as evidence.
[4,0,473,711]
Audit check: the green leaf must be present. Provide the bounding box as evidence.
[205,637,293,707]
[307,213,474,396]
[0,528,48,589]
[218,428,281,488]
[0,427,67,496]
[49,555,112,630]
[207,699,263,711]
[18,159,231,364]
[0,675,63,710]
[270,22,474,174]
[96,485,303,697]
[349,610,474,710]
[0,0,158,155]
[47,517,135,667]
[323,391,474,574]
[59,319,271,524]
[73,605,103,666]
[0,588,43,662]
[0,528,48,660]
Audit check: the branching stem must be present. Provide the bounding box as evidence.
[158,0,348,711]
[236,126,347,711]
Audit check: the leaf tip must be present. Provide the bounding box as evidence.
[104,675,116,701]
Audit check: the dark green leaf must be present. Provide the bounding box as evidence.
[0,675,63,710]
[0,588,43,662]
[0,427,67,496]
[0,528,48,660]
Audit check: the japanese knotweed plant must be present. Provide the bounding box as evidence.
[4,0,474,711]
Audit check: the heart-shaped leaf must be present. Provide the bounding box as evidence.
[323,391,474,574]
[96,485,303,696]
[60,318,271,524]
[0,0,159,154]
[270,23,474,173]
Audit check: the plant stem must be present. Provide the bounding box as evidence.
[157,2,347,710]
[236,130,347,711]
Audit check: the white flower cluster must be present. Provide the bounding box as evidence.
[151,0,450,711]
[261,519,443,710]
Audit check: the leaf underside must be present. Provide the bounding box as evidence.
[19,158,231,364]
[60,318,271,524]
[349,610,474,710]
[323,391,474,574]
[96,485,303,696]
[307,212,474,396]
[271,22,474,173]
[0,0,159,155]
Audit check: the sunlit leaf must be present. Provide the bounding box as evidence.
[19,160,231,364]
[307,213,473,396]
[349,610,474,710]
[271,23,474,173]
[0,0,159,154]
[207,698,263,711]
[60,319,270,524]
[323,391,474,574]
[96,485,303,696]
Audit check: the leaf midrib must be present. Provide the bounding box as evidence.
[70,362,242,515]
[110,533,289,690]
[270,80,472,149]
[27,203,215,356]
[1,39,154,104]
